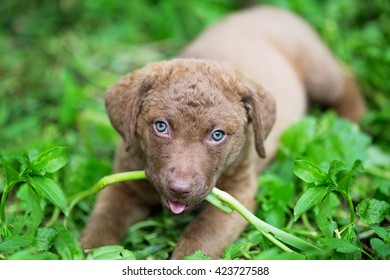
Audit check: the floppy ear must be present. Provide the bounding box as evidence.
[239,79,276,158]
[105,69,153,151]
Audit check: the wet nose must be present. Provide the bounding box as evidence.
[168,180,192,197]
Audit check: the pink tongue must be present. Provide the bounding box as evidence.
[167,200,186,214]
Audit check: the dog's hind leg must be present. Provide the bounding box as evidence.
[290,28,367,122]
[330,67,367,122]
[297,46,367,122]
[255,7,367,122]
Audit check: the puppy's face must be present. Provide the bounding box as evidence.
[105,59,276,214]
[137,70,248,214]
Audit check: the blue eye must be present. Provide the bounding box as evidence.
[211,130,225,142]
[154,121,168,134]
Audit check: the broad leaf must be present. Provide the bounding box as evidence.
[222,242,244,260]
[2,163,20,191]
[87,245,136,260]
[370,238,390,258]
[33,227,58,252]
[26,186,44,234]
[9,250,59,260]
[319,238,361,253]
[279,117,316,157]
[356,199,390,224]
[30,146,68,174]
[294,160,328,185]
[371,226,390,242]
[254,248,305,260]
[327,160,347,177]
[29,176,67,213]
[184,250,211,260]
[317,194,338,238]
[294,186,328,221]
[54,224,83,260]
[0,235,35,253]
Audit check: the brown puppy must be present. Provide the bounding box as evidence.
[80,6,366,259]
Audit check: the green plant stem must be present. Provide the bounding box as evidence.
[205,199,290,252]
[361,249,375,260]
[69,171,323,255]
[301,213,316,233]
[0,189,9,226]
[334,188,356,227]
[204,192,233,214]
[210,188,323,254]
[346,193,355,225]
[288,229,320,239]
[45,207,60,228]
[364,164,390,181]
[67,170,147,215]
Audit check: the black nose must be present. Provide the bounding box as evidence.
[168,180,192,197]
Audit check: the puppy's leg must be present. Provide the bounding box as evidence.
[80,141,158,248]
[79,182,152,248]
[263,8,367,122]
[295,38,367,122]
[171,174,257,259]
[332,68,367,122]
[304,58,366,122]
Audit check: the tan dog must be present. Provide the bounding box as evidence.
[80,6,366,259]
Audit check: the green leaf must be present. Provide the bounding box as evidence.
[319,238,361,253]
[356,199,390,224]
[87,245,136,260]
[254,248,305,260]
[54,224,83,260]
[371,226,390,242]
[0,223,13,238]
[30,146,68,174]
[0,150,30,174]
[33,228,58,252]
[327,160,347,178]
[0,235,35,253]
[328,117,371,166]
[317,193,338,238]
[184,250,211,260]
[342,227,362,259]
[2,163,20,191]
[11,216,26,236]
[222,242,244,260]
[9,249,59,260]
[335,160,364,194]
[370,238,390,258]
[294,186,329,221]
[29,176,67,213]
[294,160,328,185]
[378,179,390,197]
[24,186,44,234]
[279,117,316,157]
[286,113,371,168]
[257,174,294,228]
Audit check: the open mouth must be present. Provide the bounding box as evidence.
[166,200,187,214]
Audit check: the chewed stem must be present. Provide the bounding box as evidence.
[68,170,323,255]
[210,188,323,254]
[67,171,147,216]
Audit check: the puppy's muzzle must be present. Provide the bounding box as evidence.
[168,179,192,198]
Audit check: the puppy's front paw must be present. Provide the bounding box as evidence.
[79,226,122,249]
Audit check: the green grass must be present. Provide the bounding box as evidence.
[0,0,389,260]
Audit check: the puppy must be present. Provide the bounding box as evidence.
[80,6,366,259]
